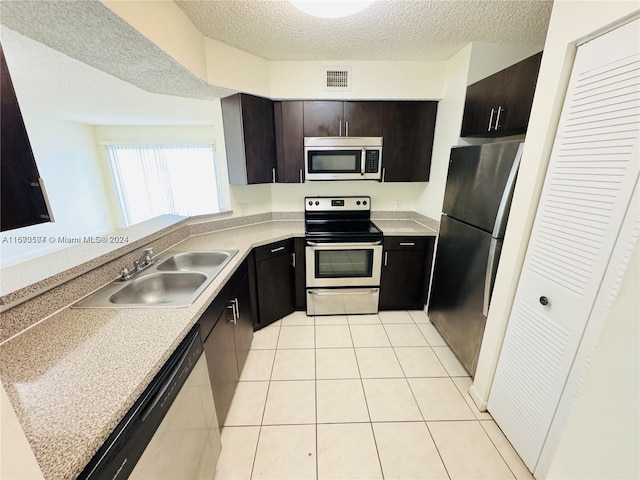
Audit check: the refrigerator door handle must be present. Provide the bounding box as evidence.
[491,142,524,238]
[483,238,501,317]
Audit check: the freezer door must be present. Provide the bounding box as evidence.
[428,215,499,377]
[442,141,522,234]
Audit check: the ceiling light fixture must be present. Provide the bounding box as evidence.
[289,0,376,19]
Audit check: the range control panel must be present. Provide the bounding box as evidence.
[305,196,371,211]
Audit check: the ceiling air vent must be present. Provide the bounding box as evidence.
[324,67,351,91]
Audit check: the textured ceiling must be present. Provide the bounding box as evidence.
[176,0,553,61]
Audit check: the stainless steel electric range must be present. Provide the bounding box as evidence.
[305,196,383,315]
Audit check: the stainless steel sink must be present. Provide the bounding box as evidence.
[156,251,235,272]
[109,272,207,305]
[73,249,238,308]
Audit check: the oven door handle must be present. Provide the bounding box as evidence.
[308,288,379,296]
[306,241,382,247]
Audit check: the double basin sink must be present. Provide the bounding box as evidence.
[74,250,238,308]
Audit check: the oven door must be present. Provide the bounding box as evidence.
[306,241,383,287]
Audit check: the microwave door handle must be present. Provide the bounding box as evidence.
[361,148,366,176]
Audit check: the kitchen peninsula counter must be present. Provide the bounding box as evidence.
[0,216,437,479]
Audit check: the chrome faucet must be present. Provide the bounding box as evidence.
[134,248,154,272]
[119,247,154,281]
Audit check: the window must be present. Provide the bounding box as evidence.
[107,144,221,226]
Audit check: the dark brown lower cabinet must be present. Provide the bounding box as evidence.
[202,261,254,427]
[379,236,435,310]
[254,239,296,328]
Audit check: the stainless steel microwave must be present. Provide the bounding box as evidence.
[304,137,383,181]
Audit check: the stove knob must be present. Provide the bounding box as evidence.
[363,200,367,205]
[315,201,319,205]
[356,201,361,205]
[308,201,312,206]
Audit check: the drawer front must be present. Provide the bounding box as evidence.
[254,238,294,262]
[383,236,432,251]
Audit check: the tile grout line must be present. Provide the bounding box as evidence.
[348,312,386,479]
[248,321,282,480]
[478,419,520,480]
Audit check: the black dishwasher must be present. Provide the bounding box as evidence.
[78,323,220,479]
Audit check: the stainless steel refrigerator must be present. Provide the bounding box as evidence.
[428,140,523,377]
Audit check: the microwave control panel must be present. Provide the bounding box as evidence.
[365,150,380,173]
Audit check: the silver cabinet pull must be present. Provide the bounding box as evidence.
[381,167,386,182]
[292,252,296,268]
[227,303,236,324]
[233,298,240,319]
[345,120,349,137]
[299,168,303,183]
[271,246,285,253]
[339,120,343,137]
[495,106,503,130]
[272,168,276,183]
[399,242,415,246]
[488,108,495,131]
[384,252,388,266]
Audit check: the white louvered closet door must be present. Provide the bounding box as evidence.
[488,18,640,471]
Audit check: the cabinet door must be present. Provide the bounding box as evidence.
[232,270,254,376]
[460,72,505,137]
[379,239,433,310]
[241,94,277,184]
[498,52,542,134]
[221,93,276,185]
[1,43,51,231]
[382,101,437,182]
[294,237,307,310]
[256,251,296,328]
[303,101,343,137]
[343,101,383,136]
[274,101,304,183]
[203,303,238,427]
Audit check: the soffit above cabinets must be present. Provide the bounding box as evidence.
[175,0,553,61]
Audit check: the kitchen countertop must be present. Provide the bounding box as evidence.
[0,218,436,479]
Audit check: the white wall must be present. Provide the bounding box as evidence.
[0,115,116,265]
[466,42,544,85]
[0,385,43,479]
[269,60,445,99]
[470,0,640,470]
[414,44,473,219]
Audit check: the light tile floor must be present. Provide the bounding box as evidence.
[214,310,533,480]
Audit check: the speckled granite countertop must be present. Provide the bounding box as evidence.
[0,218,437,479]
[374,219,438,236]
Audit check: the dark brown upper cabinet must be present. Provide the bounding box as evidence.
[381,101,438,182]
[274,101,304,183]
[460,52,543,137]
[221,93,277,185]
[303,101,383,137]
[1,43,53,232]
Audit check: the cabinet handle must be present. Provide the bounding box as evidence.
[292,252,296,268]
[495,106,503,130]
[488,108,495,132]
[271,246,285,253]
[272,168,276,183]
[384,252,388,266]
[381,167,386,183]
[233,298,240,319]
[227,303,236,324]
[299,168,303,183]
[339,120,343,137]
[345,120,349,137]
[399,242,415,246]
